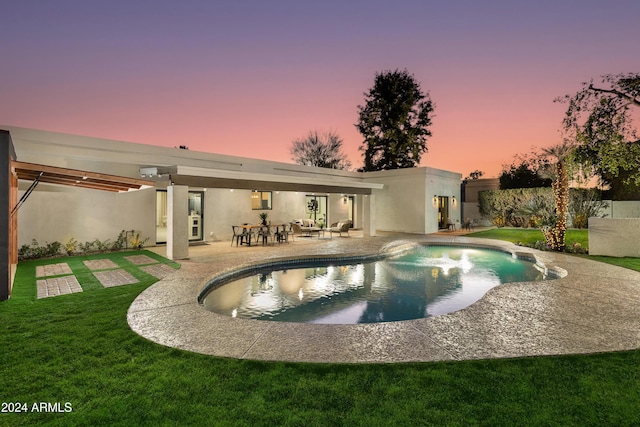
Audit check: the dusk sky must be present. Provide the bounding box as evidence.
[3,1,639,177]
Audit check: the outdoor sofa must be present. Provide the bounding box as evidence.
[292,219,319,237]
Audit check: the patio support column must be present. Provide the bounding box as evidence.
[363,194,376,237]
[167,184,189,260]
[1,130,16,301]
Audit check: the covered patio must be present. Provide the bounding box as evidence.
[146,164,383,259]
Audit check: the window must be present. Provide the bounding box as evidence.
[251,191,272,210]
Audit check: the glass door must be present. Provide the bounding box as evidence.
[305,195,328,227]
[156,190,204,242]
[156,190,167,243]
[348,196,355,228]
[188,191,203,241]
[438,196,449,229]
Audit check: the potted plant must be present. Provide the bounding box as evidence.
[258,212,269,225]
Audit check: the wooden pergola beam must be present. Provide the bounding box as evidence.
[11,161,154,192]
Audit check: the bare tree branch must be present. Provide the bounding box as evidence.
[588,84,640,107]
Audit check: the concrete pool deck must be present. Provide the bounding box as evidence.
[127,232,640,363]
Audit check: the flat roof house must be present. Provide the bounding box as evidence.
[2,126,462,300]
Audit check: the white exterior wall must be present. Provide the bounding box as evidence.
[327,194,352,226]
[363,167,462,234]
[18,184,155,247]
[202,189,310,242]
[7,126,467,246]
[371,174,427,234]
[174,189,356,243]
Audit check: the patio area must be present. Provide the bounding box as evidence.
[128,231,640,363]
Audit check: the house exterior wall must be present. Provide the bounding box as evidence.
[371,172,427,234]
[19,181,356,246]
[7,126,464,248]
[17,184,155,247]
[363,167,462,234]
[202,189,315,241]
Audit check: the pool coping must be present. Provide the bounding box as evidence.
[127,235,640,364]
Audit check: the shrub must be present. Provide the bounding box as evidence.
[479,188,554,227]
[79,240,96,253]
[516,239,588,254]
[19,231,150,260]
[480,187,610,229]
[129,231,149,249]
[18,239,63,261]
[111,230,127,251]
[65,237,78,256]
[94,239,112,252]
[568,188,609,229]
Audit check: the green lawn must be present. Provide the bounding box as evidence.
[1,248,639,425]
[467,228,640,273]
[467,227,589,248]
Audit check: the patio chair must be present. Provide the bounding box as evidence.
[328,221,351,237]
[257,225,276,246]
[231,225,246,246]
[291,223,304,237]
[279,223,293,243]
[463,218,476,231]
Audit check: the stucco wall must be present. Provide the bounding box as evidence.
[372,174,426,234]
[589,218,640,257]
[461,178,499,226]
[598,201,640,219]
[17,184,155,247]
[364,167,462,234]
[200,190,353,242]
[8,126,470,246]
[427,171,462,232]
[203,189,301,241]
[462,178,500,203]
[19,184,354,247]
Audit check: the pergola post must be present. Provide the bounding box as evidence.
[1,130,17,300]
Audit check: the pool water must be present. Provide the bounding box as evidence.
[201,246,548,324]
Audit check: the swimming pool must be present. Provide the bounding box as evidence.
[200,245,552,324]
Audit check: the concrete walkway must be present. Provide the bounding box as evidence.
[128,232,640,363]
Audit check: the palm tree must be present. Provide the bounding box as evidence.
[539,141,574,251]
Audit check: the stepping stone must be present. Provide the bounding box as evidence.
[83,259,119,270]
[94,269,138,287]
[124,255,157,265]
[140,264,177,279]
[37,276,82,298]
[36,263,72,278]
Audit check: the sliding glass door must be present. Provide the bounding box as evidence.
[155,189,204,243]
[305,195,327,226]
